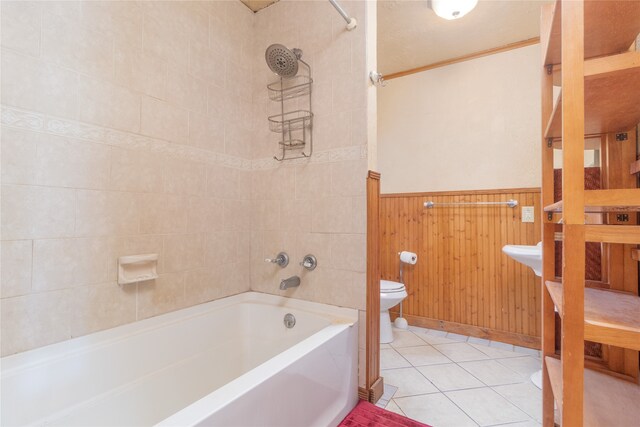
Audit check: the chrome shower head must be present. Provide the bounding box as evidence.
[265,44,303,78]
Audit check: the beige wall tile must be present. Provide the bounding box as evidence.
[165,67,207,114]
[331,159,367,197]
[189,40,226,86]
[75,190,139,237]
[32,238,111,292]
[1,1,41,57]
[205,232,239,266]
[114,48,166,99]
[78,76,141,133]
[295,163,332,199]
[1,185,76,240]
[1,48,78,118]
[137,271,186,320]
[206,166,239,199]
[183,267,220,306]
[188,197,225,233]
[164,159,206,196]
[141,10,189,70]
[252,200,280,231]
[189,111,225,152]
[140,95,189,144]
[70,282,136,337]
[280,199,312,232]
[224,200,251,232]
[109,147,164,193]
[80,2,143,53]
[1,127,39,185]
[330,234,366,273]
[311,196,357,234]
[224,123,252,159]
[252,167,295,201]
[42,12,114,81]
[1,240,32,298]
[1,290,70,356]
[138,193,188,235]
[163,233,205,273]
[36,134,111,189]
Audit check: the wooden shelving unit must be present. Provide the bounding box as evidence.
[545,357,640,427]
[545,281,640,351]
[539,1,640,426]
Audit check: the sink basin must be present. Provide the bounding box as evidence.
[502,242,542,277]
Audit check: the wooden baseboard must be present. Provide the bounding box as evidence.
[358,377,385,403]
[391,313,541,349]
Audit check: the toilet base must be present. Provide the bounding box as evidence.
[380,310,394,344]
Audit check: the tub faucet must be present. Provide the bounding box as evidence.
[280,276,301,290]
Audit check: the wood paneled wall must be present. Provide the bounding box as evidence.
[380,188,542,347]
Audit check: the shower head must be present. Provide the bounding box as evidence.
[265,44,303,78]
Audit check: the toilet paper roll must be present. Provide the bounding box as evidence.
[399,251,417,265]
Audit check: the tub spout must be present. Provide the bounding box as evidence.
[279,276,301,290]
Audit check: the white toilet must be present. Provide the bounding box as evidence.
[380,280,408,344]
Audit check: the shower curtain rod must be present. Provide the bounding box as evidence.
[328,0,357,30]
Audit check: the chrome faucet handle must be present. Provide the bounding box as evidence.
[265,252,289,268]
[300,254,317,271]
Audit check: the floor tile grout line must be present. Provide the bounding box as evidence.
[490,384,543,423]
[454,359,530,389]
[443,388,532,427]
[383,329,541,426]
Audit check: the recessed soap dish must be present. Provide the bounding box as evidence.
[118,254,158,285]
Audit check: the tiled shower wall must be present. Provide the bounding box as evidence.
[0,0,372,368]
[0,1,255,356]
[250,0,369,386]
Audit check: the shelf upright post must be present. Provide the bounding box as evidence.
[560,0,586,426]
[539,4,556,427]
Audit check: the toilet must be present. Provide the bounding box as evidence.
[380,279,408,344]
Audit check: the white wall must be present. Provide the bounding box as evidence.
[378,44,541,194]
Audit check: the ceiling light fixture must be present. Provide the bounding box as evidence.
[430,0,478,20]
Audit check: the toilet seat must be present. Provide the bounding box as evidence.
[380,280,405,293]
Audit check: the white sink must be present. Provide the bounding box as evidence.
[502,242,542,277]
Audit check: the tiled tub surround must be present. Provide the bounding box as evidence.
[250,0,369,310]
[1,0,373,363]
[379,326,542,427]
[249,1,371,388]
[0,0,256,357]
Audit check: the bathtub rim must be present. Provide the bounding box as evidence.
[1,291,358,375]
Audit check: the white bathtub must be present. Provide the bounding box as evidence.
[1,292,359,426]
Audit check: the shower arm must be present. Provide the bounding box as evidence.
[328,0,357,31]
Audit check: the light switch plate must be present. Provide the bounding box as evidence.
[522,206,535,223]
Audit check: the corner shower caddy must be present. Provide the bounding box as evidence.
[267,69,313,161]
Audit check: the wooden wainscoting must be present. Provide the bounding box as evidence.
[381,188,542,348]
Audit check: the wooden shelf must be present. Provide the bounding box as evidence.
[584,224,640,244]
[543,189,640,213]
[543,0,640,66]
[545,52,640,139]
[546,281,640,351]
[545,357,640,427]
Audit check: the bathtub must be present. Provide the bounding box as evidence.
[1,292,359,426]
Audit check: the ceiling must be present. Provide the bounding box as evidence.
[378,0,551,76]
[240,0,278,12]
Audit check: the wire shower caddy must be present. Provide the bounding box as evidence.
[267,61,313,161]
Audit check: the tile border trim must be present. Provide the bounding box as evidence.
[1,106,367,171]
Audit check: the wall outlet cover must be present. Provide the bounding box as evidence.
[522,206,535,223]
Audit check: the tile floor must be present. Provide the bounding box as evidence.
[377,326,542,427]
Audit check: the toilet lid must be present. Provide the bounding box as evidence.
[381,280,405,292]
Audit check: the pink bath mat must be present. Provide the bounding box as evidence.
[338,400,431,427]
